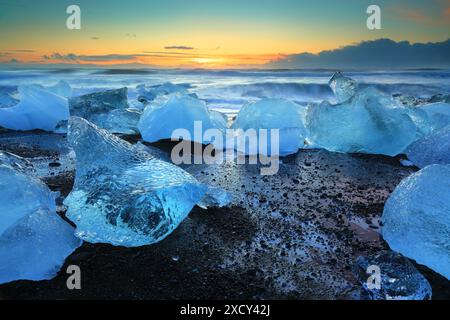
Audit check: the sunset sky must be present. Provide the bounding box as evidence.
[0,0,449,68]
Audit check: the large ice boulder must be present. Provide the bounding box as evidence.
[306,87,417,156]
[69,87,140,134]
[231,98,308,156]
[405,125,450,168]
[354,251,432,300]
[0,85,69,131]
[382,164,450,279]
[138,93,227,145]
[328,72,358,103]
[64,117,208,247]
[0,160,81,284]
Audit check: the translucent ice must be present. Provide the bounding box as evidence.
[382,164,450,279]
[420,102,450,131]
[354,251,432,300]
[231,98,308,156]
[306,87,417,156]
[328,72,358,103]
[0,161,80,284]
[197,186,232,209]
[69,87,140,134]
[64,117,208,247]
[42,80,72,98]
[137,82,189,104]
[92,108,141,134]
[0,85,69,131]
[138,93,227,144]
[405,125,450,168]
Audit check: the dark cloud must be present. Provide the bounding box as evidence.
[164,46,194,50]
[268,38,450,69]
[91,37,100,40]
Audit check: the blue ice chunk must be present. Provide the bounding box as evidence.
[328,71,358,103]
[0,162,81,284]
[231,98,308,156]
[355,251,432,300]
[197,185,232,209]
[420,102,450,131]
[69,87,140,134]
[406,125,450,168]
[306,87,417,156]
[64,117,207,247]
[138,93,226,145]
[0,85,69,131]
[382,164,450,279]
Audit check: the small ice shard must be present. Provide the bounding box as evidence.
[209,110,228,128]
[231,98,308,156]
[405,125,450,168]
[0,162,81,284]
[306,87,417,156]
[328,72,358,103]
[354,251,432,300]
[137,82,189,104]
[420,102,450,131]
[0,85,69,131]
[400,159,414,167]
[138,93,226,145]
[69,87,140,134]
[382,164,450,279]
[197,185,232,209]
[64,117,208,247]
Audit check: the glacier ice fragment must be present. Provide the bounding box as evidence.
[0,162,80,284]
[0,85,69,131]
[64,117,208,247]
[382,164,450,279]
[354,251,432,300]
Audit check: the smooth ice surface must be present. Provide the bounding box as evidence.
[69,87,140,133]
[64,117,208,247]
[328,71,358,103]
[138,93,226,144]
[231,98,308,156]
[420,102,450,131]
[0,85,69,131]
[355,251,432,300]
[382,164,450,279]
[306,87,417,156]
[0,162,80,284]
[406,125,450,168]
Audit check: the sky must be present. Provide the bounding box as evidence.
[0,0,449,68]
